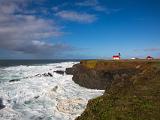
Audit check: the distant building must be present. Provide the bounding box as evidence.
[131,57,139,60]
[131,57,136,60]
[113,55,120,60]
[146,56,153,60]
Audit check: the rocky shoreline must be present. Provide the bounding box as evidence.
[0,62,104,120]
[66,60,160,120]
[66,60,145,90]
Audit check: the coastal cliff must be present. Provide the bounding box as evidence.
[66,60,160,120]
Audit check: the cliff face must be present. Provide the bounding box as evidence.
[66,60,160,120]
[66,60,147,90]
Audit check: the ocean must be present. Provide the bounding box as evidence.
[0,60,104,120]
[0,59,80,67]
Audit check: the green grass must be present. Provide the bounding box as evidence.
[80,60,98,69]
[76,60,160,120]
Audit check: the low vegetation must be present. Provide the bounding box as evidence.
[69,60,160,120]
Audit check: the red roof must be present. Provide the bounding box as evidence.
[113,55,120,58]
[146,56,153,59]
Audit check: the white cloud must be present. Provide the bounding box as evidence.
[0,0,72,56]
[76,0,106,12]
[76,0,98,7]
[56,11,97,23]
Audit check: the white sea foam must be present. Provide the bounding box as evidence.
[0,62,104,120]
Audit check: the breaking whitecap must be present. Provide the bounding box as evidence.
[0,62,104,120]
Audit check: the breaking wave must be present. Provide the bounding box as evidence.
[0,62,104,120]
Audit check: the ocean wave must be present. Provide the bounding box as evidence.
[0,62,104,120]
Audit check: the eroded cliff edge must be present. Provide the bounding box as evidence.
[66,60,160,120]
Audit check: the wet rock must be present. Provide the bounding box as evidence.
[56,66,62,68]
[9,79,20,82]
[52,86,58,92]
[7,100,11,103]
[30,115,45,120]
[42,72,53,77]
[54,70,65,75]
[35,74,41,77]
[0,98,5,109]
[24,100,32,104]
[66,64,85,75]
[42,73,48,77]
[34,96,39,99]
[65,68,74,75]
[35,116,45,120]
[48,72,53,77]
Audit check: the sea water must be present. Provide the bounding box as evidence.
[0,61,104,120]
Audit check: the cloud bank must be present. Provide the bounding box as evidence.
[76,0,106,12]
[56,11,97,23]
[0,0,111,58]
[0,0,71,57]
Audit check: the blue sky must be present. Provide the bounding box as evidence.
[0,0,160,59]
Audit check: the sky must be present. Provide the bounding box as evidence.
[0,0,160,59]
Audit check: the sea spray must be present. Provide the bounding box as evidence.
[0,62,104,120]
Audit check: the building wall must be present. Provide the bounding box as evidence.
[113,57,120,60]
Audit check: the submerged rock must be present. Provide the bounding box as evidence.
[9,79,20,82]
[35,72,53,77]
[35,74,42,77]
[0,98,5,109]
[34,96,39,99]
[42,72,53,77]
[54,70,65,75]
[30,115,45,120]
[42,73,49,77]
[48,72,53,77]
[51,86,58,92]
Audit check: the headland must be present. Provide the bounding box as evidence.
[66,60,160,120]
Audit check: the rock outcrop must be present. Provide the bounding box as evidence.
[66,60,160,120]
[9,79,20,82]
[0,98,5,109]
[54,70,65,75]
[42,72,53,77]
[66,60,143,90]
